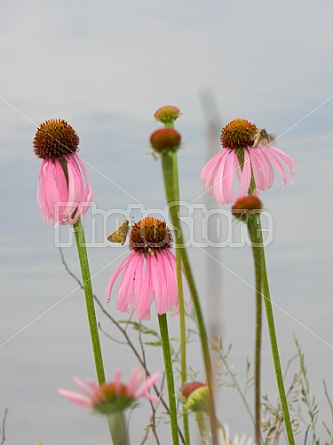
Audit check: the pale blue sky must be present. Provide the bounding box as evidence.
[1,1,333,443]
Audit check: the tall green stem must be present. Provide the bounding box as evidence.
[163,122,190,444]
[164,152,190,444]
[237,148,263,444]
[73,218,106,385]
[248,214,295,445]
[73,219,114,442]
[107,413,129,445]
[179,246,218,445]
[161,152,218,445]
[248,215,263,445]
[158,314,180,445]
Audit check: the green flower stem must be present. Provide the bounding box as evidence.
[161,116,190,445]
[195,412,209,445]
[107,412,129,445]
[162,147,190,445]
[73,218,106,385]
[176,246,191,444]
[161,152,218,445]
[158,314,180,445]
[179,247,218,445]
[73,219,114,442]
[248,215,295,445]
[247,215,263,445]
[238,148,263,445]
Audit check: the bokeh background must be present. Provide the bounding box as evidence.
[1,1,333,443]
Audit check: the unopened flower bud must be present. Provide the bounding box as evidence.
[181,381,208,413]
[231,196,262,221]
[154,105,181,125]
[150,128,181,153]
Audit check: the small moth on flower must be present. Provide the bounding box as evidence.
[107,220,130,245]
[250,128,276,148]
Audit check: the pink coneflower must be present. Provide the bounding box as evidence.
[201,118,296,205]
[105,217,180,320]
[58,368,160,415]
[33,119,93,225]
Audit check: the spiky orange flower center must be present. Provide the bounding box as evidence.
[150,128,181,153]
[231,196,263,220]
[129,217,172,254]
[154,105,181,124]
[92,382,129,404]
[221,118,257,149]
[92,382,134,414]
[33,119,79,160]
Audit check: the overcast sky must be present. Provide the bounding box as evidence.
[1,1,333,443]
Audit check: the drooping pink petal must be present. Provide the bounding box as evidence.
[61,158,81,223]
[213,150,230,204]
[116,252,137,312]
[160,252,174,314]
[136,373,161,402]
[114,369,122,396]
[86,378,107,402]
[58,389,92,407]
[163,250,178,312]
[117,252,142,312]
[66,163,83,223]
[266,145,296,185]
[105,255,130,303]
[37,161,54,221]
[236,149,252,199]
[250,147,274,190]
[36,154,92,226]
[43,160,69,225]
[135,255,153,320]
[150,253,168,314]
[66,155,93,224]
[75,154,94,204]
[127,369,144,399]
[162,250,179,315]
[72,376,97,398]
[201,150,227,196]
[221,151,237,203]
[134,253,145,306]
[160,251,177,314]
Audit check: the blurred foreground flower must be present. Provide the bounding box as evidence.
[219,424,254,445]
[58,368,160,415]
[181,381,209,413]
[105,217,183,320]
[201,118,295,204]
[33,119,93,225]
[181,382,254,444]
